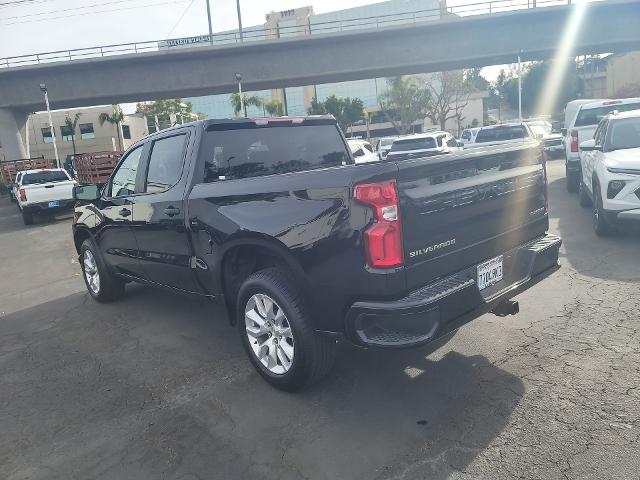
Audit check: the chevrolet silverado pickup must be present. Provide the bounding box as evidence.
[17,168,76,225]
[72,116,561,391]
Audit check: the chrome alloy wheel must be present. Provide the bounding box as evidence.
[244,293,295,375]
[83,250,101,295]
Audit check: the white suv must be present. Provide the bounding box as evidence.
[578,109,640,235]
[386,131,461,161]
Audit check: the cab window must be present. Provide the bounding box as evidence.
[109,145,143,197]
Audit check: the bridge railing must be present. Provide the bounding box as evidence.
[0,0,586,69]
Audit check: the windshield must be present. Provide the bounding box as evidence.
[575,102,640,127]
[608,118,640,150]
[21,170,70,185]
[390,137,436,152]
[475,125,529,143]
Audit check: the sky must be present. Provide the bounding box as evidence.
[0,0,508,111]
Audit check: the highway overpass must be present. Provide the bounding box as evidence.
[1,0,640,160]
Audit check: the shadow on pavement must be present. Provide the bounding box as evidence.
[547,175,640,282]
[1,285,524,480]
[0,195,73,235]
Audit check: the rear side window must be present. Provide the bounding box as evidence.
[390,137,436,152]
[201,124,347,183]
[475,126,528,143]
[21,170,69,185]
[145,134,188,193]
[575,103,640,127]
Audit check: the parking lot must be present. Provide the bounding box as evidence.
[0,159,639,480]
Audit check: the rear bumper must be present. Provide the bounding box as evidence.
[345,233,562,348]
[22,199,74,213]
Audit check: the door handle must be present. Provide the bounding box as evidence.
[163,206,181,217]
[119,208,131,217]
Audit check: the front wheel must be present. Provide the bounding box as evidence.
[22,210,34,225]
[237,268,336,391]
[80,239,125,302]
[593,185,616,236]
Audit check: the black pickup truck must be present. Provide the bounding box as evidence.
[72,116,561,391]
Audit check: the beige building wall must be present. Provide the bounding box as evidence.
[606,51,640,96]
[0,106,148,162]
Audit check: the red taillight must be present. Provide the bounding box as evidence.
[18,188,26,202]
[354,180,404,268]
[570,129,579,153]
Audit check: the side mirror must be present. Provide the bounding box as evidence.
[579,139,600,152]
[73,184,100,201]
[561,128,567,136]
[456,141,464,148]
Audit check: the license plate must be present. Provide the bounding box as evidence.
[477,255,503,290]
[48,201,60,208]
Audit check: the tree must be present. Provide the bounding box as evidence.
[263,98,284,117]
[99,105,125,151]
[307,95,364,133]
[64,112,82,156]
[425,70,473,133]
[230,93,263,117]
[136,99,202,129]
[378,76,431,135]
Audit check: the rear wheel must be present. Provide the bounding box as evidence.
[80,239,125,302]
[593,184,616,236]
[21,210,34,225]
[578,178,592,208]
[237,268,335,391]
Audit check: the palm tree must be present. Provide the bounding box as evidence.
[230,93,263,118]
[264,99,284,117]
[64,112,82,156]
[99,105,125,151]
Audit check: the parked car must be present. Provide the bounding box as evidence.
[375,136,398,160]
[529,124,564,158]
[466,122,535,148]
[386,131,461,161]
[17,168,76,225]
[72,116,561,391]
[578,109,640,235]
[9,171,25,202]
[563,97,640,192]
[458,127,479,146]
[347,138,378,163]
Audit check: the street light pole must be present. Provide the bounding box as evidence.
[235,73,246,117]
[517,54,523,122]
[40,84,60,168]
[205,0,213,45]
[236,0,243,41]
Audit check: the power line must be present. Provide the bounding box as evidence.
[0,0,53,7]
[0,0,189,25]
[165,0,196,38]
[2,0,162,20]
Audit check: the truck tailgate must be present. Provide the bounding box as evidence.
[396,143,548,291]
[24,181,75,204]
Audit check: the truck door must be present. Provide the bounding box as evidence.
[131,130,201,293]
[95,144,146,279]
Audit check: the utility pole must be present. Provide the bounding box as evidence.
[40,84,60,168]
[205,0,213,45]
[236,0,243,41]
[25,113,31,158]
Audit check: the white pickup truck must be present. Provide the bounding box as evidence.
[16,168,76,225]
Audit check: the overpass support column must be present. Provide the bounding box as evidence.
[0,108,27,161]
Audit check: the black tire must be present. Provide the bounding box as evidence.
[237,267,336,391]
[593,184,616,237]
[22,210,34,225]
[578,178,592,208]
[80,239,125,302]
[566,166,578,193]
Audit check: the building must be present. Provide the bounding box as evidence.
[579,51,640,98]
[0,106,148,163]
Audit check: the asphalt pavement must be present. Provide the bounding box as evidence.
[1,159,639,480]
